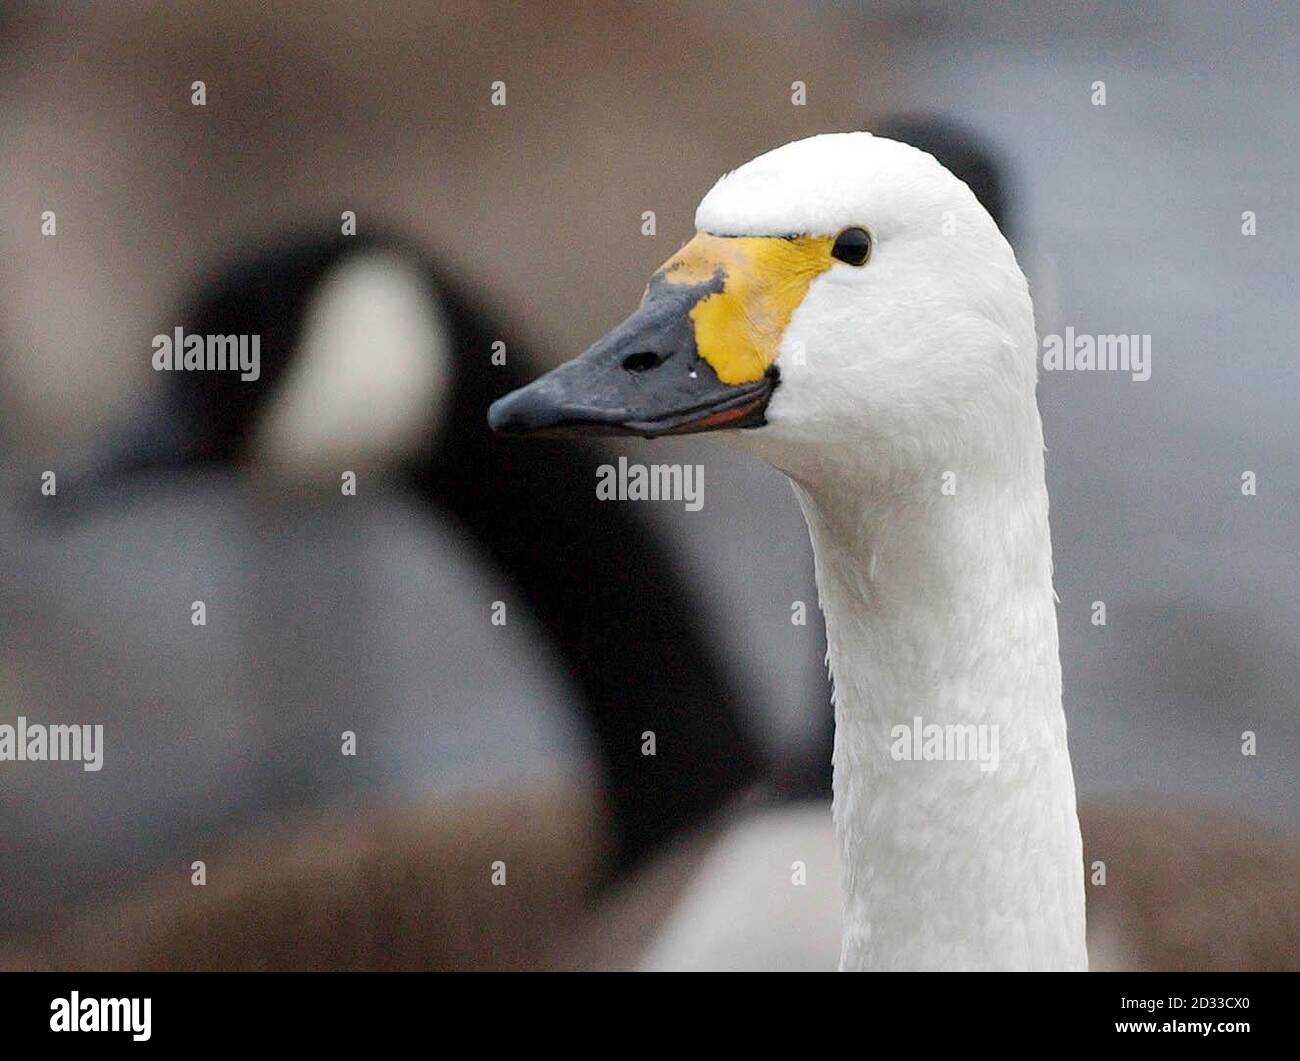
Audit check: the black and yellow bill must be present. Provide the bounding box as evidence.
[488,232,835,438]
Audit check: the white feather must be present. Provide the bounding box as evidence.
[707,133,1087,971]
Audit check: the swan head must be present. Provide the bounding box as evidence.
[489,132,1038,482]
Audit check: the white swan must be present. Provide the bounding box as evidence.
[491,131,1087,971]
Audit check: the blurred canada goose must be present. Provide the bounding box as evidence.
[493,131,1087,970]
[11,231,764,969]
[53,231,761,871]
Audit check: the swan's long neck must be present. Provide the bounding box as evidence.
[792,438,1087,971]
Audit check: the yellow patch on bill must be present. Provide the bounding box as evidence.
[655,232,834,384]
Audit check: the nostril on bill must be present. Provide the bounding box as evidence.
[621,351,666,373]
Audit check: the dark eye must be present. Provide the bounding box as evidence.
[831,227,872,266]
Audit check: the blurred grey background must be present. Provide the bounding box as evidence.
[0,1,1294,967]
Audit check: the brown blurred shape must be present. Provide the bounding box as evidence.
[41,784,606,971]
[1082,801,1300,972]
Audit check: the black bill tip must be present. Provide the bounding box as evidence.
[486,377,622,437]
